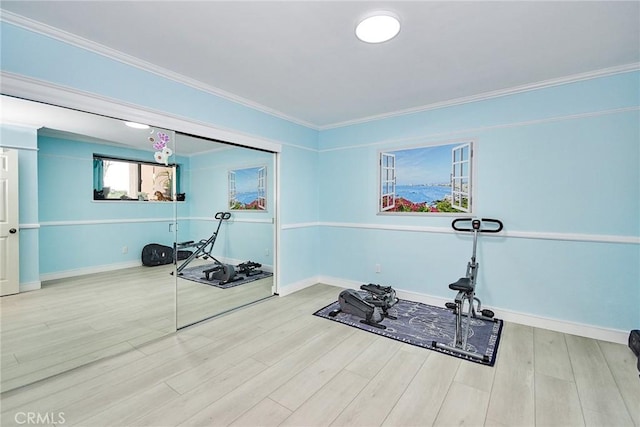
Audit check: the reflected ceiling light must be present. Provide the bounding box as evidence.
[124,121,150,129]
[356,12,400,43]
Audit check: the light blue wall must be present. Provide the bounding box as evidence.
[2,20,638,333]
[0,23,317,147]
[185,145,275,267]
[279,145,320,286]
[0,125,40,286]
[38,136,181,274]
[317,72,640,332]
[1,20,321,288]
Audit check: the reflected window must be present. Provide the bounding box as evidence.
[93,155,178,201]
[228,166,267,210]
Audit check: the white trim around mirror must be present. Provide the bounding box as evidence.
[0,71,283,153]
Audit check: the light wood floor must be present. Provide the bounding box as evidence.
[1,284,638,427]
[0,264,273,393]
[176,263,273,328]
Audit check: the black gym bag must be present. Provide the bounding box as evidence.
[629,330,640,373]
[141,244,173,266]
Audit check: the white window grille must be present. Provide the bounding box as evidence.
[451,142,471,212]
[257,167,266,210]
[380,152,396,211]
[228,170,237,206]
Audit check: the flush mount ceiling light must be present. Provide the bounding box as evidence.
[124,121,150,130]
[355,12,400,43]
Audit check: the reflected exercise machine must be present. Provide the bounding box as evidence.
[174,211,237,284]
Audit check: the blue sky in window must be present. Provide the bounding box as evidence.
[233,167,261,192]
[393,144,452,185]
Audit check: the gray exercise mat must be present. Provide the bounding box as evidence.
[178,264,273,289]
[314,294,503,366]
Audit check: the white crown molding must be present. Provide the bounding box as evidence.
[0,71,283,153]
[0,10,318,130]
[320,63,640,130]
[3,10,638,131]
[319,106,640,153]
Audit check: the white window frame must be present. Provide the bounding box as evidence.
[377,140,476,215]
[257,167,266,210]
[95,155,177,201]
[228,170,237,206]
[451,142,472,213]
[379,152,396,211]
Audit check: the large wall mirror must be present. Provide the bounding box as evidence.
[0,95,277,392]
[174,133,276,328]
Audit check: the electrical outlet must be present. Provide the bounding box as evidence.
[375,263,381,273]
[122,246,128,254]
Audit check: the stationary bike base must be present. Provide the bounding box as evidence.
[436,217,503,362]
[432,340,490,363]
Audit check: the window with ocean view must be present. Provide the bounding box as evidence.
[378,141,473,214]
[228,166,267,210]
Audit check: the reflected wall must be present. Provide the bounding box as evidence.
[175,134,276,328]
[0,97,180,392]
[0,96,277,392]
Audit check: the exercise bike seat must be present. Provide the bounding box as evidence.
[449,277,473,292]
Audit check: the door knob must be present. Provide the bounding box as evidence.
[9,228,17,234]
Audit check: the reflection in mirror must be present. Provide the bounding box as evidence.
[174,133,275,328]
[0,95,177,392]
[92,154,178,202]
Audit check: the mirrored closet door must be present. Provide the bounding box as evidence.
[174,133,276,328]
[0,95,178,392]
[0,95,278,392]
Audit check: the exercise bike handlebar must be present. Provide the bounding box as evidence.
[452,217,503,233]
[214,212,232,220]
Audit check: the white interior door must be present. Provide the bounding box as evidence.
[0,149,19,296]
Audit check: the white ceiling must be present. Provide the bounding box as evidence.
[1,1,639,129]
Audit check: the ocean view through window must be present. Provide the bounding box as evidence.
[378,141,473,214]
[229,166,267,210]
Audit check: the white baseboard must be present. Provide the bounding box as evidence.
[40,261,142,282]
[300,275,629,345]
[277,275,322,296]
[489,308,629,345]
[19,281,42,292]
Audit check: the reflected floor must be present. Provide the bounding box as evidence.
[0,265,176,393]
[176,260,274,328]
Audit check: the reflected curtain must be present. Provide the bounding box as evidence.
[93,158,104,190]
[174,165,180,193]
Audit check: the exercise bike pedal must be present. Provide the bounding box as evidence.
[481,309,495,318]
[445,302,457,312]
